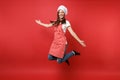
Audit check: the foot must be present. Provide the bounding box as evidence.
[65,60,70,66]
[73,50,80,55]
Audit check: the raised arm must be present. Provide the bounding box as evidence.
[35,20,53,28]
[68,26,86,47]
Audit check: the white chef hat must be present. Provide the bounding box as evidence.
[57,5,68,15]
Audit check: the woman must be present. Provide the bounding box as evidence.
[35,5,86,65]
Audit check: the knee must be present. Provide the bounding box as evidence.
[57,59,62,64]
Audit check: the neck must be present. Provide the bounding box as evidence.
[59,18,63,21]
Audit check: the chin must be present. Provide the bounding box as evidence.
[60,16,63,19]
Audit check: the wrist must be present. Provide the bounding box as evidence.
[79,40,82,43]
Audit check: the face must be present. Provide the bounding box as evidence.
[58,10,65,19]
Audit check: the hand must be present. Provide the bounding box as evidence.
[79,40,86,47]
[35,20,42,25]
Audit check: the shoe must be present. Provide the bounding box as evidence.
[73,50,80,55]
[65,60,70,66]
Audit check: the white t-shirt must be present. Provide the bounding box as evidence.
[62,20,71,33]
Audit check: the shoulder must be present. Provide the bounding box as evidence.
[65,20,71,27]
[66,20,70,24]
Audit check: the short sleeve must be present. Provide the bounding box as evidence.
[62,20,71,33]
[66,20,71,28]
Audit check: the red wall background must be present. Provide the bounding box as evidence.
[0,0,120,80]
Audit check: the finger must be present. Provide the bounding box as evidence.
[82,41,84,42]
[35,20,38,22]
[83,44,86,47]
[84,45,86,47]
[35,20,37,22]
[82,43,86,47]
